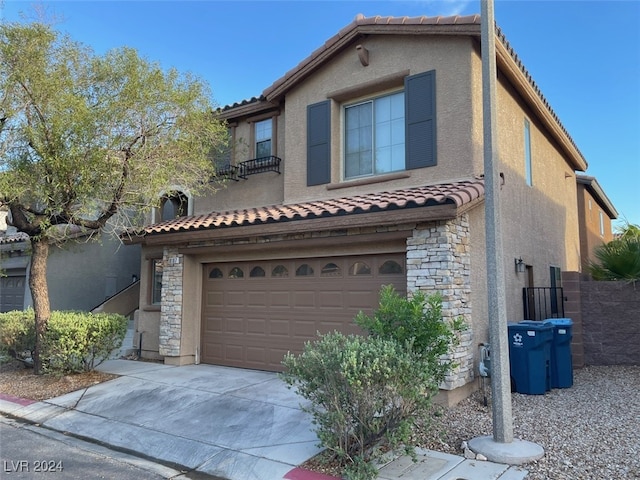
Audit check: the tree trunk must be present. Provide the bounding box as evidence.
[29,238,51,375]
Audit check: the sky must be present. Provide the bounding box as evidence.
[2,0,639,228]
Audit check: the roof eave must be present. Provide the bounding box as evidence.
[139,203,460,247]
[263,22,481,103]
[577,175,619,219]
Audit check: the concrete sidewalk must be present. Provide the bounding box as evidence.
[0,359,528,480]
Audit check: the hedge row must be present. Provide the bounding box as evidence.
[0,309,128,373]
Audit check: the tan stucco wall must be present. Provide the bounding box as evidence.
[194,112,286,214]
[135,246,163,359]
[280,35,478,203]
[577,184,614,273]
[469,48,582,321]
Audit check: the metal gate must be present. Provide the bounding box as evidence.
[523,287,565,321]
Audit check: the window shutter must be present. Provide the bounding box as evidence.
[405,70,436,169]
[307,100,331,186]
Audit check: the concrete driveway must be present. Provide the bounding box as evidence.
[1,359,322,480]
[0,359,529,480]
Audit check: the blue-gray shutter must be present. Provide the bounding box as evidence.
[307,100,331,186]
[405,70,436,169]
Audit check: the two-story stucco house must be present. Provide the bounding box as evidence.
[126,14,592,403]
[575,174,618,275]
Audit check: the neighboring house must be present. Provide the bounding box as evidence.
[576,174,618,274]
[0,209,141,314]
[126,14,605,403]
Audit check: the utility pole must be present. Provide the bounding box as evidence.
[469,0,544,463]
[480,0,513,444]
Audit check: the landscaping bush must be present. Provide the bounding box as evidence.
[282,332,430,479]
[44,312,128,373]
[354,285,463,391]
[281,286,460,480]
[0,310,127,373]
[0,309,35,360]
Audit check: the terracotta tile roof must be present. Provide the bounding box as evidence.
[0,232,29,245]
[142,180,484,236]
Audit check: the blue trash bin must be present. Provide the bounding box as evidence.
[543,318,574,388]
[508,322,553,394]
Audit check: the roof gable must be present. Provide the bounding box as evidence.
[221,13,587,172]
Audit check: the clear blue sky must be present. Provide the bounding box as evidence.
[2,0,639,228]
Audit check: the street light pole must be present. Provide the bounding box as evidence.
[469,0,544,463]
[480,0,513,444]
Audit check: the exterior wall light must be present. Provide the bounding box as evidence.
[515,257,525,273]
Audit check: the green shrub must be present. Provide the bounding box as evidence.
[0,310,127,373]
[355,285,460,390]
[0,309,35,360]
[282,332,432,480]
[44,312,128,373]
[281,286,460,479]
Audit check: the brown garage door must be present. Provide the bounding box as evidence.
[201,254,406,371]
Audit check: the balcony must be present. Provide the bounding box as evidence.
[215,156,282,181]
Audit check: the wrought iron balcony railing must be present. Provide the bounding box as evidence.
[215,156,282,181]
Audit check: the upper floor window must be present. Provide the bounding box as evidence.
[160,191,189,221]
[344,91,405,179]
[307,70,436,187]
[255,118,272,159]
[599,210,605,236]
[524,119,533,186]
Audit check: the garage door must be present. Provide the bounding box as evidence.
[201,254,406,371]
[0,269,26,313]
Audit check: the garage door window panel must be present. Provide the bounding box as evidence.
[321,263,342,276]
[209,267,223,279]
[250,266,266,277]
[349,262,371,275]
[296,264,314,276]
[272,265,289,277]
[380,260,403,274]
[229,267,244,278]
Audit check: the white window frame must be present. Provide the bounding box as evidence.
[254,118,272,159]
[524,118,533,186]
[343,90,405,180]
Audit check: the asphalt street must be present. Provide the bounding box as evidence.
[0,415,226,480]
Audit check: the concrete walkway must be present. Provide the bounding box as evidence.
[0,359,528,480]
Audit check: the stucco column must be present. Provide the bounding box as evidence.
[159,247,184,357]
[406,214,474,390]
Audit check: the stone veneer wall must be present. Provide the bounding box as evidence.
[406,214,474,390]
[159,247,184,357]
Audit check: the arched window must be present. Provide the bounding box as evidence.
[250,266,266,277]
[349,262,371,276]
[321,262,341,276]
[295,264,314,276]
[379,260,403,274]
[228,267,244,279]
[209,267,223,279]
[272,265,289,277]
[160,191,189,221]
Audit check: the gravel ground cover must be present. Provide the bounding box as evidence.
[418,365,640,479]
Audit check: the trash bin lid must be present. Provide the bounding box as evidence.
[518,320,554,330]
[543,318,573,326]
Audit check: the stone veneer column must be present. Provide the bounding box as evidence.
[159,247,184,357]
[406,214,474,390]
